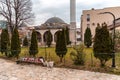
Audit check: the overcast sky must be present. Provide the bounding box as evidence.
[31,0,120,27]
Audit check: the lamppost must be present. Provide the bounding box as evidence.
[99,12,116,68]
[75,27,77,46]
[44,42,47,60]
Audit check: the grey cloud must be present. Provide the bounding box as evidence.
[33,2,70,23]
[31,0,120,27]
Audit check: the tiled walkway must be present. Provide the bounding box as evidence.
[0,59,120,80]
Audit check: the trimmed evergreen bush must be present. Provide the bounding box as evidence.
[29,29,38,57]
[65,27,70,45]
[45,30,53,47]
[23,36,29,47]
[55,29,67,62]
[84,27,92,48]
[93,23,113,67]
[1,29,10,56]
[11,27,21,59]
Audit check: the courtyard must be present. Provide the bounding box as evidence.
[0,58,120,80]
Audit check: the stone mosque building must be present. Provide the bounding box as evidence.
[34,17,70,45]
[20,0,77,46]
[0,0,78,46]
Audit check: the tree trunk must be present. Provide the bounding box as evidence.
[5,52,7,57]
[9,25,14,34]
[48,45,50,47]
[100,60,106,67]
[60,57,63,62]
[16,55,19,60]
[33,54,36,58]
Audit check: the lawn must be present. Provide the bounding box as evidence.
[0,47,120,75]
[20,47,75,64]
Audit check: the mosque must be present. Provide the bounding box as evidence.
[18,0,78,46]
[0,0,80,46]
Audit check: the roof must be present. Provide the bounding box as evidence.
[45,17,65,24]
[35,17,69,30]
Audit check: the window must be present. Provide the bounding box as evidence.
[87,24,90,28]
[87,14,90,21]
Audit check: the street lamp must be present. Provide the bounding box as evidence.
[99,12,116,68]
[44,42,47,60]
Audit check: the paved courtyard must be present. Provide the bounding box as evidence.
[0,59,120,80]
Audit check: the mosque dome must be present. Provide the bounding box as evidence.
[39,17,69,29]
[45,17,65,24]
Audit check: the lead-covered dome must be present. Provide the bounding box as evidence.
[45,17,65,24]
[38,16,69,30]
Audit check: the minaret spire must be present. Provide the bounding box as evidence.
[70,0,76,25]
[70,0,76,45]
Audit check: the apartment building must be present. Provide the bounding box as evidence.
[81,7,120,41]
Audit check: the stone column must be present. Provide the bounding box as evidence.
[52,33,55,44]
[41,33,44,45]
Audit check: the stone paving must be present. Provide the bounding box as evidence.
[0,59,120,80]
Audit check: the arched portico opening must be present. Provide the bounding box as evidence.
[43,30,53,43]
[36,31,42,42]
[54,30,61,42]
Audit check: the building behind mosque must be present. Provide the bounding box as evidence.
[81,7,120,41]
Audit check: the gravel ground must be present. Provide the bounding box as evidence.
[0,59,120,80]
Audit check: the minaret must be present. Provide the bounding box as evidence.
[70,0,76,45]
[70,0,76,25]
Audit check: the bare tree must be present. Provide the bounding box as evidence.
[0,0,13,32]
[0,0,34,32]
